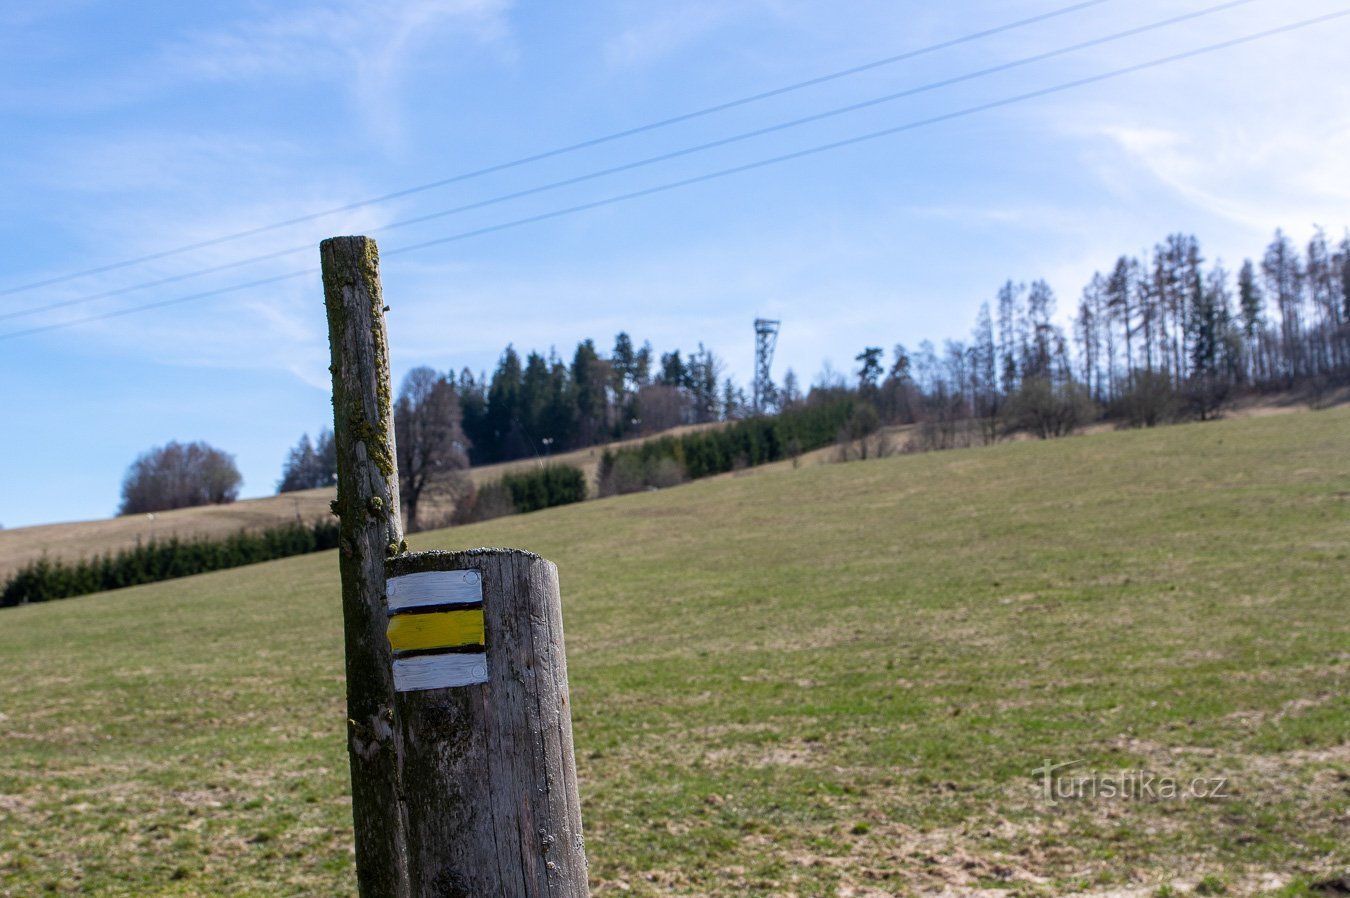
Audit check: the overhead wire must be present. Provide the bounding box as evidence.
[1,6,1345,342]
[0,0,1117,298]
[0,0,1264,325]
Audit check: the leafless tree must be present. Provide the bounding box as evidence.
[119,440,242,514]
[394,367,472,532]
[635,383,690,434]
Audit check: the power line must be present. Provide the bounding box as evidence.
[2,7,1344,343]
[0,0,1117,299]
[385,10,1350,256]
[0,242,317,323]
[0,0,1262,325]
[0,270,318,341]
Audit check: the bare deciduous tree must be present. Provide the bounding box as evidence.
[394,367,472,532]
[119,440,242,515]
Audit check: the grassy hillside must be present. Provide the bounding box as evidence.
[0,409,1346,897]
[0,488,338,582]
[0,423,734,581]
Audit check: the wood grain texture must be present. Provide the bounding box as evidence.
[322,236,410,898]
[387,549,590,898]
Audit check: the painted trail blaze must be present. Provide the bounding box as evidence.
[387,608,484,653]
[386,568,487,692]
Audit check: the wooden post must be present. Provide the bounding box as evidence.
[323,236,410,898]
[324,235,590,898]
[387,550,589,898]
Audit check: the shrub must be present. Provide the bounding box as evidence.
[1004,377,1097,439]
[1111,370,1180,428]
[456,465,588,522]
[1,519,340,608]
[598,395,855,493]
[502,465,588,513]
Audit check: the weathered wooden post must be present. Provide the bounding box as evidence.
[323,236,410,898]
[323,236,589,898]
[387,549,589,897]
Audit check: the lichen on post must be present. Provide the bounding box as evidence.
[322,235,410,898]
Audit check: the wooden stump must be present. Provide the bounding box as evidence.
[387,549,589,898]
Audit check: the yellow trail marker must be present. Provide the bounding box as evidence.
[387,608,485,654]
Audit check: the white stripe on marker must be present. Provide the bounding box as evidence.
[392,652,489,692]
[387,569,482,612]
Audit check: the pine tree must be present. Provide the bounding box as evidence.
[996,280,1023,394]
[570,340,609,444]
[1107,256,1138,386]
[1237,260,1264,382]
[487,345,525,458]
[277,429,337,492]
[855,347,884,393]
[519,351,551,448]
[1262,229,1305,383]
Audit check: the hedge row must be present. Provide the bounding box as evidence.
[453,463,590,525]
[1,519,340,607]
[598,395,856,495]
[500,465,588,513]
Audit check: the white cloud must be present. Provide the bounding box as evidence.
[1097,121,1350,234]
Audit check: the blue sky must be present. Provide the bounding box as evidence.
[2,0,1347,528]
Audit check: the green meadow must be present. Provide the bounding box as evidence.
[1,409,1347,897]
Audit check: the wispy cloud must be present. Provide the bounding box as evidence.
[604,3,742,69]
[27,131,303,195]
[3,1,514,135]
[162,0,511,83]
[1097,121,1350,235]
[159,0,513,146]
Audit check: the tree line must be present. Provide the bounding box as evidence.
[5,460,593,606]
[1071,227,1348,405]
[857,226,1348,445]
[44,223,1341,597]
[278,335,775,529]
[272,224,1346,523]
[454,335,744,464]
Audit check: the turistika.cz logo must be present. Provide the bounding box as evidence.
[1032,759,1231,806]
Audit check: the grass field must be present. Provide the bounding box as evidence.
[0,408,1346,897]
